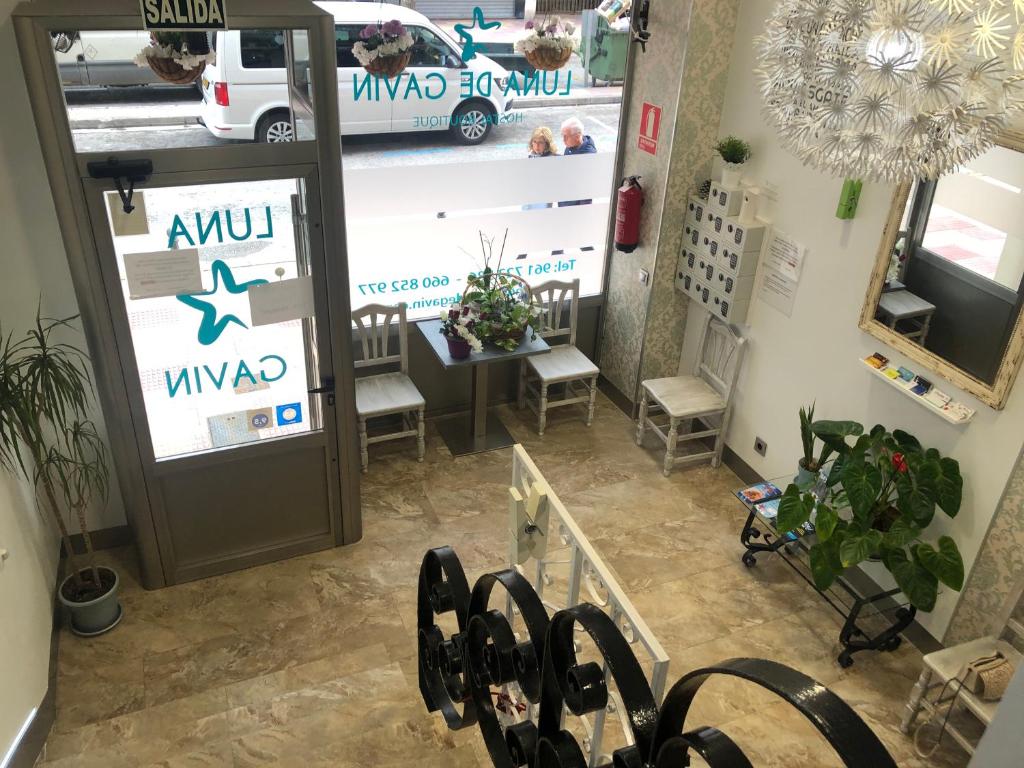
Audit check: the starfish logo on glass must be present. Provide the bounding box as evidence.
[454,7,501,62]
[176,260,268,345]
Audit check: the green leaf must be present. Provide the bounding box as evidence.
[777,484,813,534]
[809,543,839,591]
[935,457,962,518]
[839,529,883,567]
[841,456,883,517]
[882,518,921,549]
[916,537,964,591]
[895,458,939,527]
[825,454,845,489]
[892,429,922,453]
[811,420,863,454]
[887,548,938,612]
[814,503,839,541]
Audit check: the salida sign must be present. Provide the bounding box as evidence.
[140,0,227,31]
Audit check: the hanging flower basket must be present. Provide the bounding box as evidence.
[146,55,207,84]
[353,20,415,78]
[362,50,413,78]
[524,45,573,72]
[134,32,215,85]
[515,16,578,72]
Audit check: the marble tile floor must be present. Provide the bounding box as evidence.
[38,393,969,767]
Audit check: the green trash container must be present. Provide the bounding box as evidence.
[580,12,628,86]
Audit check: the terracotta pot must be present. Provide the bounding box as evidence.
[363,50,412,78]
[146,56,205,84]
[524,45,573,71]
[446,335,471,359]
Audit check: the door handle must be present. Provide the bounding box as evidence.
[308,377,335,406]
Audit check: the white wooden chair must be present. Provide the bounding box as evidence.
[636,314,746,476]
[352,303,425,472]
[517,279,599,435]
[900,612,1023,756]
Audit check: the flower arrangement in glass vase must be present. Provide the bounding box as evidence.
[352,19,416,78]
[133,32,216,85]
[515,16,579,71]
[439,306,484,360]
[461,230,541,352]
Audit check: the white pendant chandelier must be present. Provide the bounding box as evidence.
[756,0,1024,182]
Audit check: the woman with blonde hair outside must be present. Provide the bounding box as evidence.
[528,126,559,158]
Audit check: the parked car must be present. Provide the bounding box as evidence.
[198,2,513,145]
[55,30,170,87]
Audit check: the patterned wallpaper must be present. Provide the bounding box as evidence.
[598,0,740,402]
[945,445,1024,645]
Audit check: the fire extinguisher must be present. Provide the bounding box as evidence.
[614,176,643,253]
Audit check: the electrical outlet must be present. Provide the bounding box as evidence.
[638,268,649,286]
[754,437,767,457]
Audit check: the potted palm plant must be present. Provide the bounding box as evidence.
[715,136,752,187]
[778,422,963,612]
[0,312,121,636]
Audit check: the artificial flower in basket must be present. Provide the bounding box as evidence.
[515,16,579,72]
[133,32,215,85]
[353,19,416,78]
[461,231,542,352]
[439,306,484,360]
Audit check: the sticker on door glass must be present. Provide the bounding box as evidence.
[124,248,203,300]
[247,407,273,432]
[207,411,259,448]
[107,190,149,237]
[248,275,315,326]
[276,403,302,425]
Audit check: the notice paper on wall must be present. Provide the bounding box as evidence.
[124,248,204,300]
[757,229,806,317]
[107,190,149,237]
[248,276,315,326]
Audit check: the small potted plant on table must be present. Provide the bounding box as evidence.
[439,306,483,360]
[795,404,863,488]
[461,231,541,351]
[715,136,752,187]
[0,312,121,636]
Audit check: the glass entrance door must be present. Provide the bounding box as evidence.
[84,168,344,582]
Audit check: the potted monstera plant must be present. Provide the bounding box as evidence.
[777,422,964,613]
[0,312,121,636]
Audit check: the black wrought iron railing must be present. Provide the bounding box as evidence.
[418,546,898,767]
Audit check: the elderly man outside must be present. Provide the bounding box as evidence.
[558,117,596,208]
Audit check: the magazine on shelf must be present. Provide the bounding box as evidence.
[737,482,783,505]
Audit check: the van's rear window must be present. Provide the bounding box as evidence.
[240,30,285,68]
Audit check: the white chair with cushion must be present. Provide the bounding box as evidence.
[636,314,745,476]
[518,279,599,435]
[352,303,425,472]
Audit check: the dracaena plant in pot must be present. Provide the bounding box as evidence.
[778,423,964,613]
[0,312,122,636]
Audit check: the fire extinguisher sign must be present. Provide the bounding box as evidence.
[638,102,661,155]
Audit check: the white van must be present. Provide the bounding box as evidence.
[199,2,513,144]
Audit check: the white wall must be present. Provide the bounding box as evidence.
[1,0,121,757]
[684,0,1024,641]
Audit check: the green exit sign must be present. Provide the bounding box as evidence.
[140,0,227,31]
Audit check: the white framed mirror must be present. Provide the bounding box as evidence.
[860,130,1024,409]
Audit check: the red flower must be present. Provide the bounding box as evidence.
[892,452,908,473]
